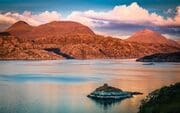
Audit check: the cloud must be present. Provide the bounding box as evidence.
[67,2,180,27]
[0,3,179,39]
[1,3,179,29]
[164,8,173,15]
[66,2,180,38]
[162,34,180,40]
[0,11,61,31]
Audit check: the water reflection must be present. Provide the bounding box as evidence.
[0,60,180,113]
[88,98,122,110]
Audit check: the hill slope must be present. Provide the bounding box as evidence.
[126,29,179,47]
[5,21,95,39]
[139,82,180,113]
[1,21,180,60]
[6,21,33,38]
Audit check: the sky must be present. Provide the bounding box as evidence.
[0,0,180,39]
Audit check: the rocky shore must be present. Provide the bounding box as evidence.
[138,82,180,113]
[136,52,180,62]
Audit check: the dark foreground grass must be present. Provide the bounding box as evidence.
[139,82,180,113]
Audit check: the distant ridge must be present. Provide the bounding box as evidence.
[5,21,95,39]
[126,29,179,47]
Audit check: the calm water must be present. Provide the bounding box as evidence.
[0,59,180,113]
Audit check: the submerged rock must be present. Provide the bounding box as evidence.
[87,83,142,100]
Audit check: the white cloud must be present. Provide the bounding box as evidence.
[0,3,179,39]
[67,2,180,27]
[1,3,179,29]
[17,11,61,25]
[164,8,173,14]
[97,31,130,39]
[0,11,61,31]
[162,34,180,40]
[67,11,103,28]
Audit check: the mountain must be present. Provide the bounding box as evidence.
[5,21,95,39]
[1,34,179,60]
[1,21,180,60]
[126,29,179,47]
[6,21,33,38]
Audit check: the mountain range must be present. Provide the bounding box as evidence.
[0,21,179,60]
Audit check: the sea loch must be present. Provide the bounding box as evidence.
[0,59,180,113]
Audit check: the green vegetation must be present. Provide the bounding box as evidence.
[139,82,180,113]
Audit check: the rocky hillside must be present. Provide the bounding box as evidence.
[6,21,34,38]
[6,21,95,39]
[126,29,179,47]
[0,36,63,60]
[139,82,180,113]
[0,21,180,60]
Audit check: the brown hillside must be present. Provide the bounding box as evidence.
[5,21,95,39]
[6,21,33,38]
[1,21,180,60]
[126,29,179,47]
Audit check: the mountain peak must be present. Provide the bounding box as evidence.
[126,29,179,47]
[6,21,33,32]
[14,21,29,25]
[126,29,165,42]
[142,28,154,32]
[5,21,33,38]
[134,28,161,36]
[7,21,32,30]
[48,21,82,24]
[5,20,95,38]
[24,21,95,38]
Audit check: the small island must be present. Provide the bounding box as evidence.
[87,83,142,100]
